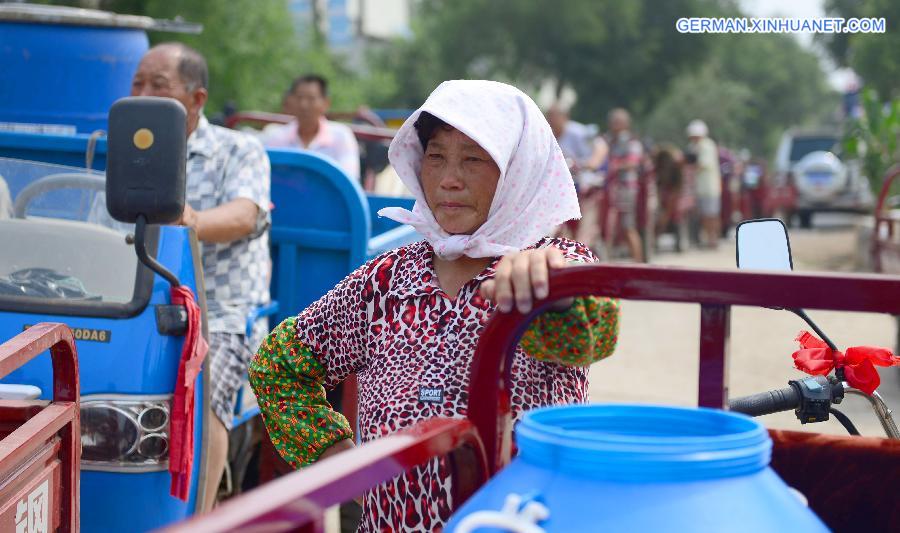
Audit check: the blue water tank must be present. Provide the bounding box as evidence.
[446,404,827,532]
[0,4,149,134]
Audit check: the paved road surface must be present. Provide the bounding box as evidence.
[589,216,899,438]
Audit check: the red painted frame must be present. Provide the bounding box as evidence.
[0,323,80,533]
[467,265,900,472]
[173,264,900,531]
[165,418,487,533]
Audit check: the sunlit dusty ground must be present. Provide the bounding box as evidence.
[589,215,899,438]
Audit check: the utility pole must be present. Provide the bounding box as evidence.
[311,0,329,46]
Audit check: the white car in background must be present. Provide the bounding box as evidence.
[774,130,874,228]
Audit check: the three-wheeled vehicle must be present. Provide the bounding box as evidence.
[0,3,419,529]
[167,219,900,533]
[0,123,417,533]
[0,97,213,531]
[0,323,80,533]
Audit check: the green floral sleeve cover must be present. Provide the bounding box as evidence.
[249,316,353,467]
[520,296,620,367]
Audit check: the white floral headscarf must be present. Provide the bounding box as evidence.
[378,80,581,260]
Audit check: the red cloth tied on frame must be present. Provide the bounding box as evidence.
[169,286,209,501]
[792,330,899,395]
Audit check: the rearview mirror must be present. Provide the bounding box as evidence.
[106,96,186,224]
[736,219,793,271]
[106,96,186,288]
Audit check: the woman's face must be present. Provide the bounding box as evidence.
[421,126,501,235]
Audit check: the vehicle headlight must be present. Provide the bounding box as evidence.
[80,395,171,472]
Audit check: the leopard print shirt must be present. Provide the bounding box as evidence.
[251,237,619,531]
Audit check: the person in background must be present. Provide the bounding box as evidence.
[547,105,596,168]
[652,143,685,239]
[261,74,361,181]
[686,119,721,249]
[546,105,608,252]
[130,42,272,511]
[605,108,643,262]
[719,145,743,237]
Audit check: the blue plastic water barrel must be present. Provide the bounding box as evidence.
[446,404,828,532]
[0,4,149,134]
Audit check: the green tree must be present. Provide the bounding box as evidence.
[633,31,836,156]
[642,65,753,148]
[822,0,900,191]
[148,0,303,112]
[713,32,837,154]
[373,0,721,120]
[844,88,900,194]
[824,0,900,99]
[374,0,833,157]
[39,0,383,113]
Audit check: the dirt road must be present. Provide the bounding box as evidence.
[589,218,899,437]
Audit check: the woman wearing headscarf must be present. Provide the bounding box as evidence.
[250,80,620,531]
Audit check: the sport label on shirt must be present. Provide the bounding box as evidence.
[418,385,444,404]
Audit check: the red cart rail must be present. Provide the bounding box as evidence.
[165,418,487,532]
[0,323,80,533]
[170,265,900,532]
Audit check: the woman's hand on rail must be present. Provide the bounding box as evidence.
[480,247,574,314]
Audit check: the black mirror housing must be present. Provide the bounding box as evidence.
[106,96,187,224]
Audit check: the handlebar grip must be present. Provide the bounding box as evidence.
[728,385,801,417]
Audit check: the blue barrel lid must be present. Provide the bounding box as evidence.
[0,3,200,33]
[516,404,771,482]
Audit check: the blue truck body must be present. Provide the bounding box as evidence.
[0,130,416,531]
